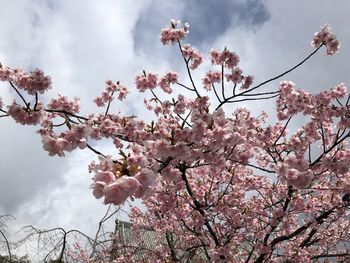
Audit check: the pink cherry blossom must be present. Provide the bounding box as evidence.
[0,66,13,81]
[48,95,80,113]
[12,68,51,95]
[94,80,129,107]
[181,44,204,70]
[103,176,141,205]
[158,71,178,94]
[160,19,189,45]
[210,47,240,68]
[312,24,340,55]
[135,73,158,92]
[226,67,243,84]
[241,75,254,90]
[134,168,156,197]
[7,101,44,125]
[202,71,221,91]
[41,135,68,157]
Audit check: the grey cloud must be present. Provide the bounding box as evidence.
[0,1,69,214]
[0,0,145,214]
[0,121,66,213]
[0,0,153,231]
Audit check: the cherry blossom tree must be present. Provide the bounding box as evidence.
[1,20,350,262]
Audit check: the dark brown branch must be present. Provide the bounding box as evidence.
[178,162,221,248]
[165,232,179,262]
[311,252,350,260]
[228,158,275,174]
[45,109,89,121]
[87,143,107,158]
[176,82,195,91]
[311,131,350,166]
[9,81,29,109]
[216,45,323,109]
[33,92,38,111]
[212,83,222,103]
[241,44,323,95]
[104,91,115,116]
[0,229,12,261]
[221,65,225,100]
[176,39,201,98]
[270,207,336,247]
[273,116,292,146]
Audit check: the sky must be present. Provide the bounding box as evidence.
[1,0,350,259]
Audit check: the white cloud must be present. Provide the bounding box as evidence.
[0,0,153,242]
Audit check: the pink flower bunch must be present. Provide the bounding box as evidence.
[210,48,240,69]
[277,81,313,120]
[173,94,188,114]
[312,24,340,55]
[94,80,129,107]
[102,176,141,205]
[90,156,145,205]
[276,155,314,188]
[67,243,95,263]
[0,66,51,94]
[39,125,88,156]
[0,66,13,81]
[13,68,52,95]
[202,71,221,91]
[226,67,242,84]
[158,71,178,94]
[67,243,116,263]
[47,95,80,113]
[41,134,69,157]
[135,73,158,92]
[241,75,254,90]
[224,66,253,90]
[314,83,347,105]
[7,101,43,125]
[181,44,204,69]
[133,168,156,197]
[60,125,89,151]
[278,81,348,121]
[324,149,350,174]
[160,19,189,45]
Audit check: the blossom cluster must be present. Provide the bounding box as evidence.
[135,71,179,94]
[276,155,314,188]
[0,66,51,95]
[7,101,43,125]
[158,71,178,94]
[90,155,156,205]
[38,124,89,156]
[210,48,240,68]
[312,24,340,55]
[47,95,80,114]
[181,44,204,70]
[160,19,189,45]
[202,70,221,91]
[208,47,254,90]
[277,81,348,122]
[135,73,158,92]
[94,80,129,107]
